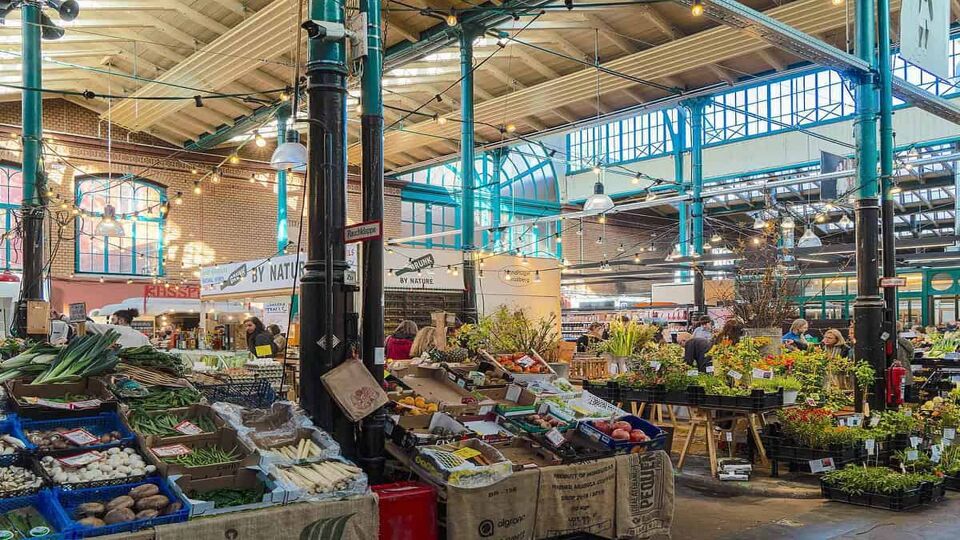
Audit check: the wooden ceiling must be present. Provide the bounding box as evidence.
[9,0,955,172]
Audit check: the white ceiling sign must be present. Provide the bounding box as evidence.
[900,0,951,79]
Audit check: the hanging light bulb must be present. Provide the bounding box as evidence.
[632,174,641,185]
[815,213,827,223]
[193,182,202,195]
[521,254,528,265]
[504,270,512,281]
[831,0,843,5]
[533,270,541,283]
[691,0,704,16]
[710,233,722,243]
[598,214,606,224]
[781,216,795,230]
[838,214,853,229]
[592,163,602,175]
[445,11,458,26]
[254,131,267,148]
[752,214,767,230]
[387,268,394,276]
[505,123,516,133]
[646,191,657,202]
[99,276,104,283]
[174,192,183,205]
[751,236,762,245]
[596,236,603,245]
[555,235,562,244]
[617,242,625,253]
[576,226,583,236]
[703,241,713,250]
[445,265,452,274]
[229,154,240,164]
[583,181,614,214]
[889,184,903,195]
[94,205,125,237]
[797,228,822,248]
[633,253,641,264]
[452,266,459,276]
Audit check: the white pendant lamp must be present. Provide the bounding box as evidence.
[270,131,307,172]
[796,227,822,248]
[780,216,795,230]
[583,181,615,214]
[752,214,767,230]
[95,205,125,237]
[838,214,853,229]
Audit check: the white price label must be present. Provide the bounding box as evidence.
[505,384,522,403]
[58,452,103,468]
[649,361,661,372]
[724,431,733,442]
[865,439,876,455]
[932,445,942,463]
[705,365,714,373]
[174,421,204,436]
[905,449,919,462]
[545,428,566,447]
[845,414,863,427]
[33,399,73,410]
[808,458,836,473]
[686,369,700,377]
[152,444,192,458]
[538,403,549,415]
[727,370,743,380]
[869,415,881,427]
[751,368,773,380]
[61,428,99,446]
[516,355,536,368]
[910,436,922,448]
[945,428,956,440]
[71,399,103,410]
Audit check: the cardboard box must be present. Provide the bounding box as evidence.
[492,438,563,470]
[384,412,472,449]
[441,363,512,391]
[168,467,285,517]
[145,428,259,480]
[398,365,482,414]
[476,385,538,416]
[7,378,117,419]
[412,438,513,488]
[128,404,228,448]
[459,413,515,444]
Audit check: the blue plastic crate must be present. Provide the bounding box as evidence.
[52,477,189,538]
[0,413,29,466]
[577,415,667,453]
[0,490,68,539]
[20,413,135,455]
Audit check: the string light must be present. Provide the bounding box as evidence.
[174,192,183,205]
[710,233,722,243]
[254,131,267,147]
[452,266,459,276]
[445,11,458,26]
[598,214,606,224]
[633,253,641,263]
[504,270,512,281]
[596,236,603,245]
[229,154,240,164]
[505,123,516,133]
[831,0,843,5]
[534,270,541,283]
[193,182,202,195]
[191,168,198,175]
[617,242,625,253]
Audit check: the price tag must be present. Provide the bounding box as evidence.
[505,384,522,403]
[686,369,700,377]
[152,444,192,458]
[456,378,466,389]
[58,452,103,468]
[869,415,881,427]
[516,355,536,368]
[751,368,773,380]
[62,428,99,446]
[905,449,919,462]
[254,344,273,357]
[649,361,661,372]
[910,436,922,448]
[71,399,103,410]
[845,414,863,427]
[727,370,743,381]
[452,446,482,460]
[865,439,876,456]
[724,431,733,442]
[705,365,714,373]
[808,457,836,473]
[544,428,566,447]
[932,445,942,463]
[478,404,494,415]
[174,421,204,436]
[944,428,956,441]
[538,403,549,415]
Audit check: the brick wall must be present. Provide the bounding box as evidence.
[561,215,651,264]
[0,99,398,288]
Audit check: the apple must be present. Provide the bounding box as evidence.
[594,420,612,434]
[612,428,631,441]
[612,421,633,432]
[630,430,648,443]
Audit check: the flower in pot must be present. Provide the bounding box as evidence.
[595,320,658,375]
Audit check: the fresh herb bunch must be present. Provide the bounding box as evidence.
[163,446,240,467]
[822,466,939,496]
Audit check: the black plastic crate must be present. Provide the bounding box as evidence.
[545,430,616,464]
[620,386,665,404]
[820,479,945,511]
[943,474,960,492]
[193,379,276,408]
[761,435,866,468]
[0,454,46,498]
[582,380,619,403]
[700,388,783,412]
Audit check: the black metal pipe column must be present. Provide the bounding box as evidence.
[300,0,357,455]
[358,0,386,481]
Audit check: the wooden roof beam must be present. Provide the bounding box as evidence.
[171,1,231,34]
[386,17,420,42]
[757,49,785,71]
[512,48,558,79]
[583,13,638,54]
[208,0,247,17]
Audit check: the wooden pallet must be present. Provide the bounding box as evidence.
[569,354,608,381]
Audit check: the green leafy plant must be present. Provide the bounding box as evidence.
[750,376,801,393]
[822,466,939,496]
[595,320,657,357]
[455,306,560,359]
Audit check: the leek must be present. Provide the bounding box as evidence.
[31,331,120,384]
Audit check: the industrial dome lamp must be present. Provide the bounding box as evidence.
[582,181,614,214]
[271,130,307,172]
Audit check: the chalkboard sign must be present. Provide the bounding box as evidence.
[131,319,155,336]
[68,302,87,323]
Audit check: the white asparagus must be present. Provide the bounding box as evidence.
[297,439,308,460]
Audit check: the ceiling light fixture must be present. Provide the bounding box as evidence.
[270,130,307,173]
[254,131,266,148]
[691,0,704,16]
[94,204,125,237]
[583,181,615,214]
[797,228,822,248]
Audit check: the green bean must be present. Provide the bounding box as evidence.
[163,446,240,467]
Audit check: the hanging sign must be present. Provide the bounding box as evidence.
[200,253,305,297]
[900,0,950,79]
[144,284,201,299]
[385,247,464,290]
[344,221,382,244]
[879,277,907,288]
[68,302,87,323]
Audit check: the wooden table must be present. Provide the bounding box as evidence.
[675,406,772,477]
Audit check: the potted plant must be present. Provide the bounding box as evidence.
[752,376,802,404]
[595,320,657,375]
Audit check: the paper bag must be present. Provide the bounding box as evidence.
[615,451,674,539]
[446,469,540,540]
[535,459,617,539]
[321,359,389,422]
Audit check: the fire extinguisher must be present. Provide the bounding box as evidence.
[886,362,907,406]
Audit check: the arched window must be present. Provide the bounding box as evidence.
[75,175,166,276]
[0,164,22,270]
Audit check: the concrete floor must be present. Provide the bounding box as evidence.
[671,483,960,540]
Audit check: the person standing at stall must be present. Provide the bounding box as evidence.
[385,320,418,360]
[691,315,714,341]
[782,318,810,351]
[243,316,277,358]
[577,322,605,352]
[268,324,287,353]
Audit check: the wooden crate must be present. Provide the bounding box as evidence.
[569,354,608,382]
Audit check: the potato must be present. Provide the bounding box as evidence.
[134,494,170,511]
[128,484,160,499]
[78,517,106,528]
[75,502,106,518]
[106,495,134,511]
[163,502,183,515]
[135,509,159,520]
[104,507,135,525]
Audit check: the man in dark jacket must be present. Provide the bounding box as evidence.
[678,331,712,372]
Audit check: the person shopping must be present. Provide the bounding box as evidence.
[577,322,605,352]
[243,316,277,358]
[782,318,810,351]
[385,320,418,360]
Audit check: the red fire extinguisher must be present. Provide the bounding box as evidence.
[886,363,907,406]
